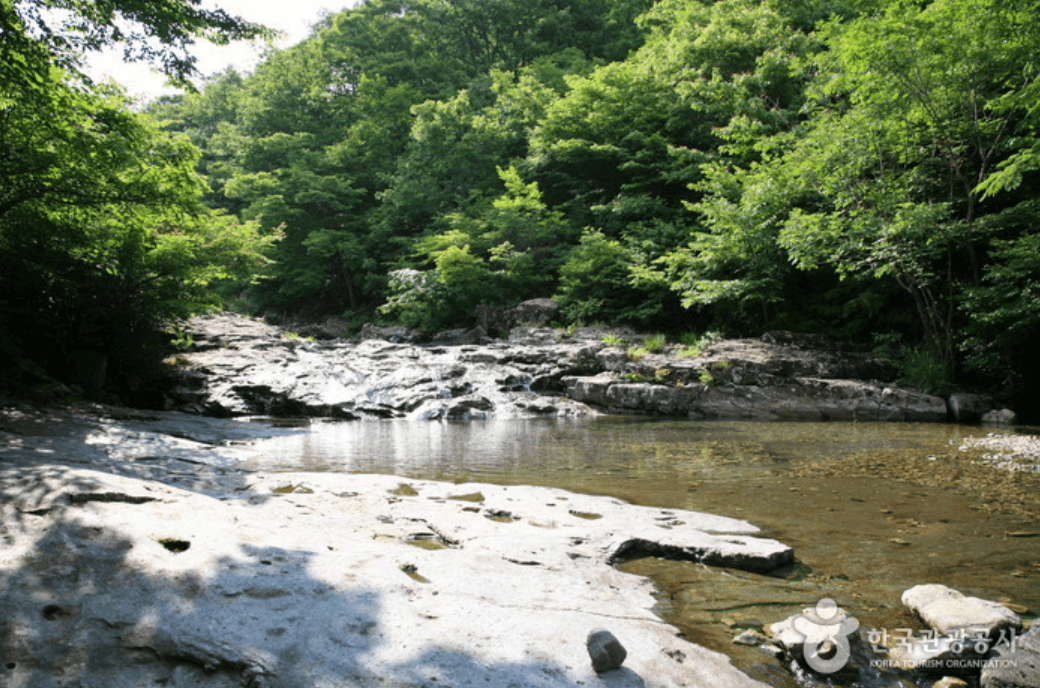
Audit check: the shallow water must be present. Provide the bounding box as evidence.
[244,417,1040,687]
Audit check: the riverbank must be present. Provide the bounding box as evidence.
[162,312,1015,425]
[0,403,787,688]
[2,403,1039,687]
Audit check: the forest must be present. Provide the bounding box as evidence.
[1,0,1038,411]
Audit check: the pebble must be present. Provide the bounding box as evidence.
[732,629,769,646]
[587,628,627,673]
[931,677,968,688]
[960,433,1040,473]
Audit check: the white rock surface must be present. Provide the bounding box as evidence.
[0,407,787,688]
[903,584,1023,638]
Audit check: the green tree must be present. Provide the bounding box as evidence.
[182,0,644,318]
[528,58,699,234]
[557,229,674,326]
[1,0,277,397]
[772,0,1040,374]
[4,0,269,86]
[401,166,573,325]
[377,67,566,244]
[0,69,274,394]
[615,0,824,330]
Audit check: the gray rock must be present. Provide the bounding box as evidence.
[608,531,793,574]
[981,624,1040,688]
[948,393,997,423]
[733,629,770,646]
[512,297,560,326]
[475,298,559,336]
[431,325,486,344]
[174,318,596,420]
[357,322,420,343]
[595,346,629,371]
[887,633,988,676]
[563,375,947,422]
[903,584,1022,639]
[169,313,955,424]
[587,628,627,673]
[507,326,564,344]
[982,408,1018,425]
[933,678,970,688]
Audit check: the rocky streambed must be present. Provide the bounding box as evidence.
[2,313,1035,688]
[164,312,1015,425]
[2,403,1038,688]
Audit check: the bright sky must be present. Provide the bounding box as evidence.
[85,0,361,102]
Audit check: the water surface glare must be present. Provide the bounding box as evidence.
[245,417,966,496]
[245,417,1040,688]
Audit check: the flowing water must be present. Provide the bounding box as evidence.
[243,417,1040,687]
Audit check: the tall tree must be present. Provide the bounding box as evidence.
[1,0,276,397]
[772,0,1039,374]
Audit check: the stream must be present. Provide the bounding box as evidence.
[242,416,1040,688]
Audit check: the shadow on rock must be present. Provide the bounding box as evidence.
[0,507,652,687]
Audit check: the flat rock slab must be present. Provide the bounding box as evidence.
[903,584,1022,638]
[0,420,786,688]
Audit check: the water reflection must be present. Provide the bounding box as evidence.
[243,416,990,510]
[244,417,1038,688]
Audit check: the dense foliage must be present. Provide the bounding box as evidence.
[154,0,1037,400]
[5,0,1039,409]
[1,0,275,400]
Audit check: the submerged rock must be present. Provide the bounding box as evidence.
[887,634,990,676]
[733,629,770,646]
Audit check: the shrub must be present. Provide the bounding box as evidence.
[626,345,648,361]
[644,333,667,353]
[898,348,950,396]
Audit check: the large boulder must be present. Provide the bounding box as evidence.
[562,376,948,422]
[511,297,560,326]
[948,393,996,424]
[356,322,422,343]
[475,298,560,336]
